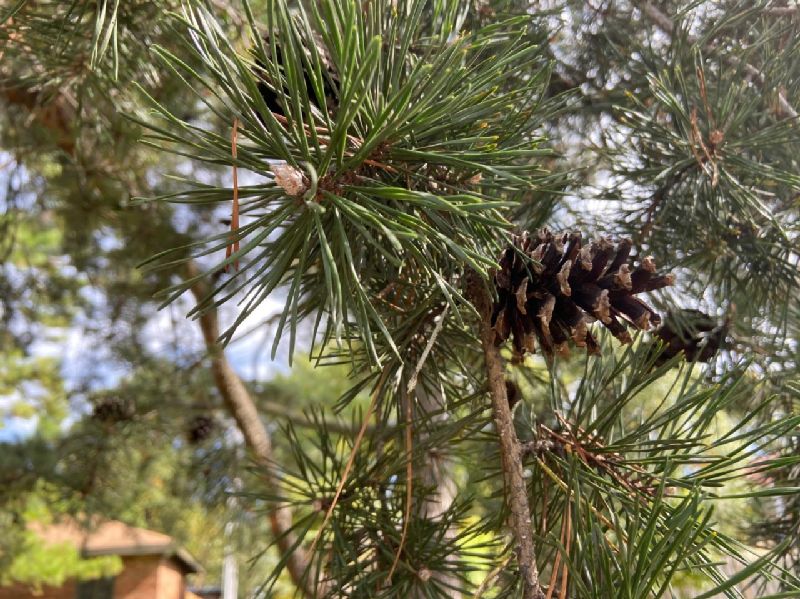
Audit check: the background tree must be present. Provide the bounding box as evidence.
[2,1,800,598]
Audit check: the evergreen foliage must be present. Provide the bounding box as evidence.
[2,1,800,598]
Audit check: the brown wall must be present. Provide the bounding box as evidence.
[114,555,160,599]
[156,560,185,599]
[0,555,188,599]
[0,580,77,599]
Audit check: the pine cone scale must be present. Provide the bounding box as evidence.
[491,229,673,359]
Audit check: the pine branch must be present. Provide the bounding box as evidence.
[256,396,377,437]
[186,260,316,597]
[2,69,318,596]
[641,2,798,119]
[0,86,76,154]
[2,79,312,593]
[764,7,800,15]
[470,275,545,599]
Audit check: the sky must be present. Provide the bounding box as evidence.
[0,287,291,442]
[0,159,296,442]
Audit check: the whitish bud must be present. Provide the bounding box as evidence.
[272,164,306,196]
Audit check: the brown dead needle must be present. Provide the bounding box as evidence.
[225,118,240,272]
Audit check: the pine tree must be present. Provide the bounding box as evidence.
[3,1,800,598]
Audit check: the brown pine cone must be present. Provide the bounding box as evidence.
[255,34,339,119]
[92,396,135,423]
[651,309,728,366]
[492,229,674,358]
[186,415,216,445]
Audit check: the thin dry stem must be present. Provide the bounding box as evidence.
[470,276,545,599]
[387,389,414,583]
[225,118,240,271]
[186,260,314,597]
[558,504,571,599]
[642,2,798,119]
[472,555,514,598]
[387,306,450,582]
[309,369,391,557]
[544,508,566,599]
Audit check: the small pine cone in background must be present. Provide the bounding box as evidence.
[492,229,674,359]
[255,34,339,119]
[186,415,216,445]
[92,396,135,423]
[651,309,728,367]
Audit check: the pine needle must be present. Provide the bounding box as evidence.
[558,503,571,599]
[387,305,450,583]
[308,368,391,557]
[225,117,240,271]
[545,505,569,599]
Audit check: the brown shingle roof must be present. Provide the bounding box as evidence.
[30,519,202,574]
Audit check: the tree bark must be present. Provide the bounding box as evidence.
[470,279,545,599]
[413,380,462,598]
[186,260,316,598]
[2,83,318,597]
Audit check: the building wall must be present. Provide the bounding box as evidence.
[155,559,185,599]
[0,555,188,599]
[0,580,77,599]
[114,555,160,599]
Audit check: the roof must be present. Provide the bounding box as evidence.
[31,519,202,575]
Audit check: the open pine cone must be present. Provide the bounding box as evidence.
[651,309,728,366]
[492,229,674,358]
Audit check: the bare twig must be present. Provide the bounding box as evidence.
[470,275,545,599]
[255,397,380,436]
[535,457,617,535]
[763,6,800,16]
[640,2,674,32]
[472,554,514,598]
[388,382,415,583]
[638,162,693,244]
[544,506,567,599]
[558,504,571,599]
[186,260,315,597]
[4,74,317,597]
